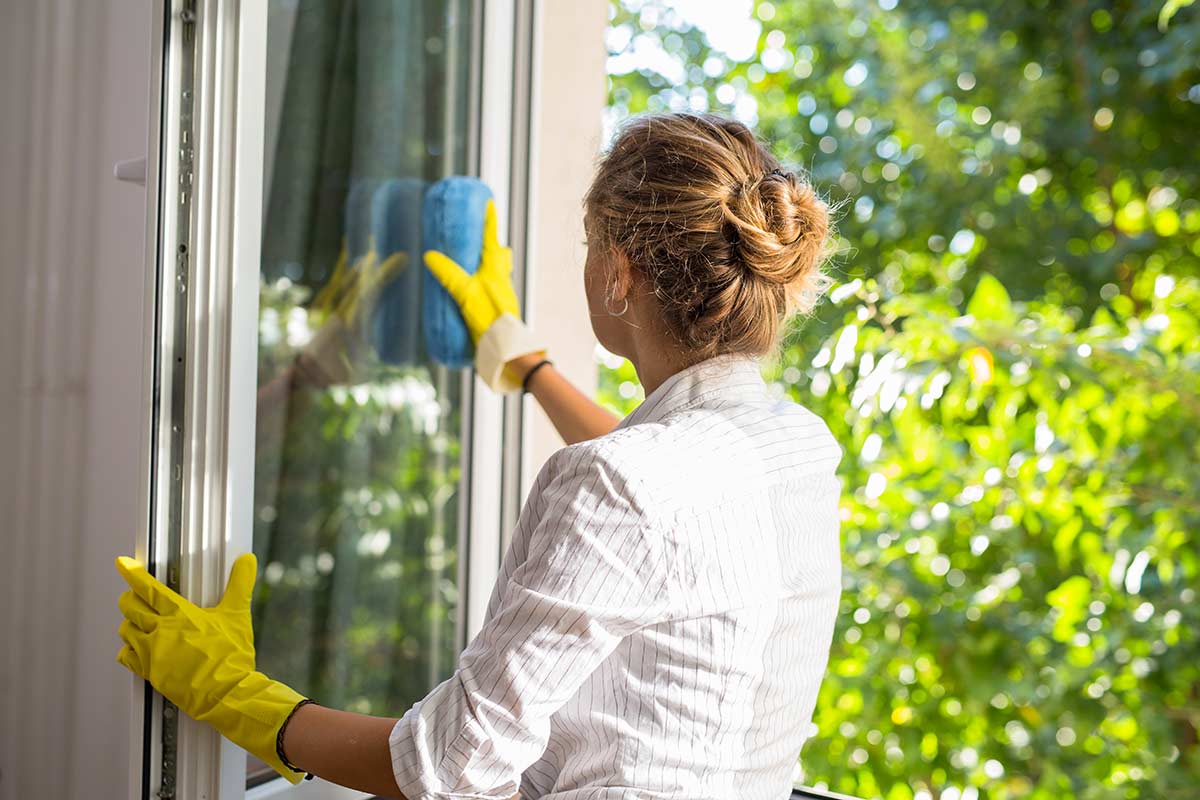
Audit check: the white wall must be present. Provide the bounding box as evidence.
[524,0,610,472]
[0,1,152,798]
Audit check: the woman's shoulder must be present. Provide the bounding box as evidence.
[533,427,670,523]
[565,401,841,511]
[605,397,842,470]
[543,426,647,475]
[554,421,684,477]
[535,397,843,524]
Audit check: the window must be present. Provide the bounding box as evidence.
[141,1,530,798]
[246,0,475,783]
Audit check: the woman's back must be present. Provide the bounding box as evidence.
[514,353,844,799]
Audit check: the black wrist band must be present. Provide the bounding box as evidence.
[277,698,317,780]
[521,358,553,394]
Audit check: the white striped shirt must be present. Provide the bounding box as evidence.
[389,351,844,799]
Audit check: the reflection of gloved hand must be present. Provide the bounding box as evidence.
[115,554,309,785]
[423,199,546,393]
[296,242,407,386]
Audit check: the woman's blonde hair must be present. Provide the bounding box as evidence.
[584,112,835,359]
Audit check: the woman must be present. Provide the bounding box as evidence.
[115,111,844,799]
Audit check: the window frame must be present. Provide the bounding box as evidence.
[139,1,529,798]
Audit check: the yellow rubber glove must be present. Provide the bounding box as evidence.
[297,239,408,387]
[115,554,308,784]
[423,199,546,393]
[310,238,408,326]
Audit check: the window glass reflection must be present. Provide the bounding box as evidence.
[248,0,475,782]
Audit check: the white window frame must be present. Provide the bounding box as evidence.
[138,1,529,798]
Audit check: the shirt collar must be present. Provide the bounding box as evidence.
[614,352,768,431]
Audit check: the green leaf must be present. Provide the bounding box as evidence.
[966,272,1015,324]
[1046,576,1092,642]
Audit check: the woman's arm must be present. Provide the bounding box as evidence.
[281,703,522,800]
[280,703,405,798]
[506,352,621,444]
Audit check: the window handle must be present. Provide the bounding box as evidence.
[113,156,146,186]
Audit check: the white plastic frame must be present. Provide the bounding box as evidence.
[142,0,525,798]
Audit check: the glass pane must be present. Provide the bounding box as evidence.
[248,0,475,785]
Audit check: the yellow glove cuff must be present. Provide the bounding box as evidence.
[196,671,308,784]
[475,313,547,393]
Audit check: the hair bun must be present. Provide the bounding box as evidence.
[724,168,830,287]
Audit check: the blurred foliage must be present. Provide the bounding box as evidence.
[601,0,1200,797]
[783,269,1200,800]
[250,277,462,716]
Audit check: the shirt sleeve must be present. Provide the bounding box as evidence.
[388,442,674,799]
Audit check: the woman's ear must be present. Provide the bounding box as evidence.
[607,247,634,301]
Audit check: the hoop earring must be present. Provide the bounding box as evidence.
[605,295,629,317]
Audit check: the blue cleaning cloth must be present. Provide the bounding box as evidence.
[420,177,494,369]
[368,177,426,365]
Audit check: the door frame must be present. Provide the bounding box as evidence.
[137,1,526,798]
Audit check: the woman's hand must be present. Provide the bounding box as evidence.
[115,554,309,784]
[423,199,546,393]
[423,199,519,344]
